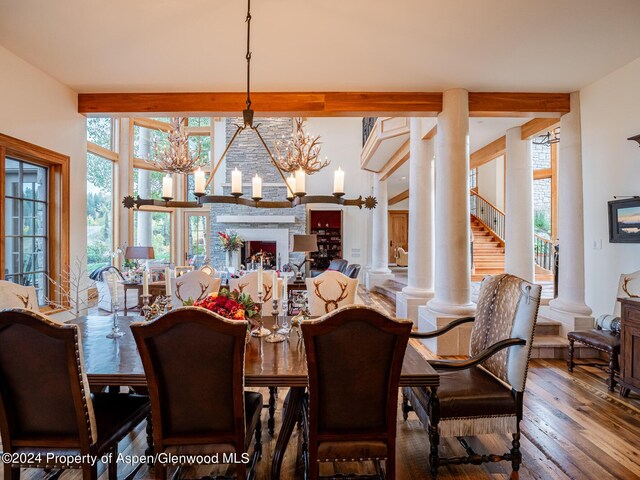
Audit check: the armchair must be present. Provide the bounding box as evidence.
[395,247,408,267]
[402,273,541,478]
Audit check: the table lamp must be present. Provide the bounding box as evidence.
[125,246,155,271]
[291,234,318,282]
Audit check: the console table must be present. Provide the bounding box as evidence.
[620,297,640,397]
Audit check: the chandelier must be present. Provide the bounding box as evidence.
[274,117,330,174]
[123,0,375,211]
[145,117,205,173]
[532,126,560,146]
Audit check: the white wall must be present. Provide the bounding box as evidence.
[581,56,640,316]
[390,199,409,210]
[304,118,372,272]
[0,46,86,288]
[477,155,504,211]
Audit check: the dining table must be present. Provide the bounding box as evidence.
[72,314,439,480]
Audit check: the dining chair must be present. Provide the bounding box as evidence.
[228,271,283,315]
[170,269,222,306]
[301,305,412,480]
[0,308,150,480]
[0,280,39,311]
[305,271,358,316]
[402,273,541,479]
[131,307,262,480]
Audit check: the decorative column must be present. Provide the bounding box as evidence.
[117,118,131,255]
[418,89,476,355]
[540,92,593,335]
[396,118,435,324]
[365,173,394,290]
[136,125,153,247]
[505,126,534,282]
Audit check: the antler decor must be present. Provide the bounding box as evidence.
[175,281,210,304]
[313,280,349,314]
[145,117,205,174]
[15,293,30,308]
[274,118,330,174]
[622,276,640,298]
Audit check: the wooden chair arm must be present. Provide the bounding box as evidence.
[429,338,526,371]
[409,316,475,339]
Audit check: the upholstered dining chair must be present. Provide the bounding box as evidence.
[301,305,412,480]
[344,263,361,279]
[402,273,541,479]
[0,280,39,311]
[228,271,283,315]
[170,269,222,306]
[131,307,262,480]
[0,309,150,480]
[305,271,358,316]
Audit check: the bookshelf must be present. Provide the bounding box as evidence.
[309,210,343,271]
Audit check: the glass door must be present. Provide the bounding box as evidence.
[184,212,209,269]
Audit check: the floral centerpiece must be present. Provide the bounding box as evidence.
[218,231,244,252]
[194,288,261,324]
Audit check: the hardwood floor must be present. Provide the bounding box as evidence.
[2,290,639,480]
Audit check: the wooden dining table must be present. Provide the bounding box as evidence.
[72,315,439,480]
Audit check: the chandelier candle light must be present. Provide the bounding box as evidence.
[122,0,377,212]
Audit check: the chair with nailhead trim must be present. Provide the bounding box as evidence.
[0,309,150,480]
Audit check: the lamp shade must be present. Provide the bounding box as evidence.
[125,246,155,260]
[291,234,318,253]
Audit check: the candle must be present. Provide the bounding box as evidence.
[252,174,262,198]
[286,174,296,198]
[257,259,263,295]
[294,168,306,195]
[112,274,118,304]
[165,267,172,298]
[162,174,173,199]
[142,271,149,296]
[272,270,279,300]
[231,168,242,194]
[194,167,206,194]
[333,167,345,194]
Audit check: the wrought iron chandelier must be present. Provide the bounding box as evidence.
[123,0,376,211]
[532,126,560,146]
[274,117,330,174]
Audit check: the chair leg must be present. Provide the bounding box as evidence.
[255,420,263,460]
[608,352,617,392]
[154,463,166,480]
[4,467,20,480]
[107,446,118,480]
[81,464,97,480]
[511,430,522,473]
[567,339,575,372]
[401,391,410,421]
[386,453,396,480]
[268,386,278,436]
[236,462,247,480]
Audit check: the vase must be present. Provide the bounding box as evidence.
[225,250,241,273]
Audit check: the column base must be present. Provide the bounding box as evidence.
[417,304,476,356]
[538,304,594,337]
[365,271,394,291]
[396,289,433,326]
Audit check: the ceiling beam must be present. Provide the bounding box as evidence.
[78,91,570,117]
[379,140,410,181]
[422,125,437,140]
[470,136,506,170]
[389,189,409,206]
[520,117,560,140]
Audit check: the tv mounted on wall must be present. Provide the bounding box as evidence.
[609,197,640,243]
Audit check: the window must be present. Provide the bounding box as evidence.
[133,210,173,263]
[86,153,114,272]
[0,133,70,309]
[469,168,477,191]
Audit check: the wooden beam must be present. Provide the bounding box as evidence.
[87,141,118,162]
[468,92,569,117]
[533,168,552,180]
[389,189,409,206]
[521,118,560,140]
[186,126,211,136]
[78,91,569,117]
[470,136,506,169]
[379,140,410,181]
[422,125,437,140]
[132,117,171,132]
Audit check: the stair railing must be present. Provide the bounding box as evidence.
[534,234,554,272]
[470,190,505,242]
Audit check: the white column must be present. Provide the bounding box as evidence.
[418,89,475,355]
[396,118,435,324]
[117,118,131,256]
[505,126,534,282]
[136,128,153,247]
[365,173,394,290]
[541,92,593,334]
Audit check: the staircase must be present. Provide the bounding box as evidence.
[471,216,505,281]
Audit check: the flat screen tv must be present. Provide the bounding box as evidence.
[609,197,640,243]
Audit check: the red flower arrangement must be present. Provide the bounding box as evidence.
[194,288,261,322]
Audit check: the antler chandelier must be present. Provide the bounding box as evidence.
[146,117,205,173]
[274,118,330,174]
[122,0,376,212]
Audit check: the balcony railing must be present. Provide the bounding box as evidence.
[362,117,377,146]
[470,190,505,242]
[534,234,554,272]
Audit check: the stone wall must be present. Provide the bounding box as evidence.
[531,141,552,236]
[209,117,306,268]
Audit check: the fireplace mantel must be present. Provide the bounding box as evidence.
[217,215,297,224]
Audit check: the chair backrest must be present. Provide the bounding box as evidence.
[0,309,96,453]
[131,307,247,451]
[0,280,39,311]
[470,274,541,392]
[174,265,194,277]
[301,306,411,441]
[344,264,361,279]
[171,270,222,306]
[199,265,215,276]
[228,271,283,315]
[306,271,358,316]
[327,258,348,273]
[614,269,640,317]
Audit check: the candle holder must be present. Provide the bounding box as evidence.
[141,294,152,319]
[252,196,263,202]
[333,192,345,198]
[106,301,124,339]
[231,192,243,198]
[265,299,286,343]
[295,192,307,198]
[251,292,271,337]
[161,196,173,203]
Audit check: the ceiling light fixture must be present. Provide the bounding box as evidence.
[146,117,205,173]
[274,117,330,174]
[532,126,560,146]
[123,0,375,211]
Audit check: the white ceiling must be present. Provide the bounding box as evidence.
[1,0,639,93]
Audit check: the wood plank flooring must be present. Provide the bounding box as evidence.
[3,290,640,480]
